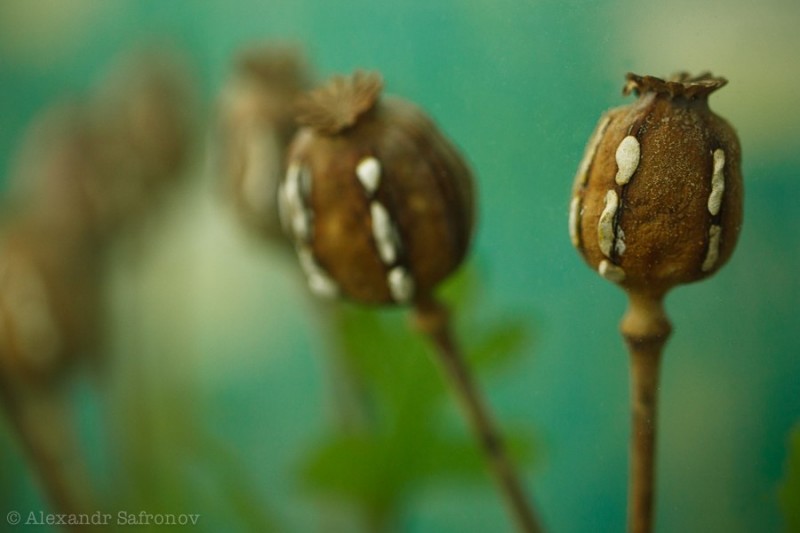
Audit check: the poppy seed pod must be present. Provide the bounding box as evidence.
[0,221,101,384]
[280,71,475,305]
[90,51,194,232]
[218,46,312,239]
[570,73,743,296]
[97,52,193,181]
[9,104,107,246]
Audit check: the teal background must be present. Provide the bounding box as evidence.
[1,0,799,531]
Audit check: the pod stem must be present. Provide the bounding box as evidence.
[0,382,94,529]
[620,291,672,533]
[412,296,543,533]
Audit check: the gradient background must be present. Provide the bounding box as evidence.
[1,0,798,531]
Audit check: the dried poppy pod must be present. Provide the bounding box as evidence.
[569,73,744,533]
[280,71,475,305]
[8,103,109,247]
[0,219,102,385]
[11,55,194,244]
[281,73,540,532]
[91,50,195,230]
[0,220,101,519]
[570,72,743,296]
[218,45,312,239]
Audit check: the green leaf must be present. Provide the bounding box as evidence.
[300,430,483,500]
[299,433,409,525]
[466,318,531,373]
[334,303,446,416]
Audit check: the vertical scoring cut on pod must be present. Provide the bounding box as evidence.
[570,72,743,295]
[281,71,475,305]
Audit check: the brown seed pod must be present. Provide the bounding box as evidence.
[280,71,475,305]
[217,45,312,239]
[8,103,108,246]
[11,54,195,245]
[570,72,745,533]
[0,219,101,385]
[570,72,743,297]
[91,49,195,229]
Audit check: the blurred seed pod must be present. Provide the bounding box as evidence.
[9,49,195,243]
[280,71,475,305]
[217,44,312,240]
[90,48,195,229]
[570,72,743,296]
[0,49,195,382]
[7,102,110,247]
[0,220,101,384]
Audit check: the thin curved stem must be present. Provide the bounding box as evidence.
[0,381,95,530]
[620,291,672,533]
[412,297,543,533]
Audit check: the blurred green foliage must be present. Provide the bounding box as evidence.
[106,387,281,532]
[98,367,283,532]
[300,268,535,530]
[780,424,800,532]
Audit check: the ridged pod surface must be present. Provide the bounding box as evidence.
[570,73,743,297]
[280,71,475,305]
